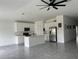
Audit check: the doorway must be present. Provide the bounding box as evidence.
[49,27,57,42]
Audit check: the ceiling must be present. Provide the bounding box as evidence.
[0,0,31,20]
[0,0,78,21]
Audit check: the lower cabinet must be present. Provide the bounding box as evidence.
[15,36,24,45]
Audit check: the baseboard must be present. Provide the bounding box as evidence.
[57,41,64,43]
[0,44,18,48]
[0,43,24,48]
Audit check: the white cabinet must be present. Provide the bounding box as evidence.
[24,35,45,48]
[35,21,44,35]
[15,36,24,44]
[15,22,34,32]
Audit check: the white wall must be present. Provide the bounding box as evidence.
[64,16,77,42]
[0,20,16,46]
[56,15,64,43]
[34,21,44,35]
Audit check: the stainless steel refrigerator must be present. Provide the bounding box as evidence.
[49,27,57,42]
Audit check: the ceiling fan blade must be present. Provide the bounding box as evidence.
[36,5,48,6]
[55,4,66,6]
[40,6,48,10]
[64,0,68,2]
[54,0,67,5]
[51,0,56,4]
[41,0,49,4]
[53,6,58,9]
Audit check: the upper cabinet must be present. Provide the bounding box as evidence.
[15,22,34,32]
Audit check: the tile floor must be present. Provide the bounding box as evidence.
[0,40,78,59]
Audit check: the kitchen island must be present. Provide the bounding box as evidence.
[24,35,45,48]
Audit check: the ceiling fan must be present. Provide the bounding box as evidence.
[37,0,69,11]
